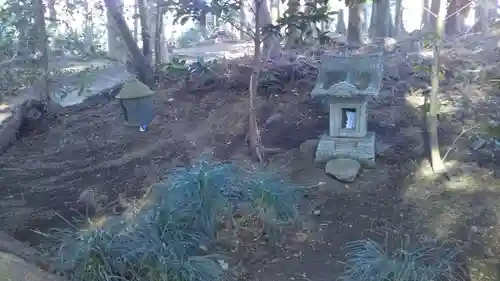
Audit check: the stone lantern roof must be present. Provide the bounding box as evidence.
[311,52,383,99]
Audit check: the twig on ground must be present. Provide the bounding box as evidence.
[442,125,479,161]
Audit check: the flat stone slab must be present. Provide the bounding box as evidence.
[325,158,361,182]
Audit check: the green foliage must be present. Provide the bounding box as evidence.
[411,64,446,81]
[263,0,336,46]
[341,239,462,281]
[39,159,300,281]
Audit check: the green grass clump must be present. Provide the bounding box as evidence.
[341,239,462,281]
[39,159,300,281]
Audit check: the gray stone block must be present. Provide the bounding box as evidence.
[314,132,376,167]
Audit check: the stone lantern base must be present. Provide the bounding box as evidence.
[314,132,376,167]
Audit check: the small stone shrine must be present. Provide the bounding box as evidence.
[115,78,155,131]
[311,52,383,167]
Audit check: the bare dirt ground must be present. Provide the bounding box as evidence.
[1,35,500,281]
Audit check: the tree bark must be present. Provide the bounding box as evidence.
[34,0,49,103]
[421,0,430,28]
[154,2,165,66]
[478,0,489,33]
[258,0,280,59]
[107,0,128,60]
[394,0,403,36]
[103,0,155,88]
[199,10,209,39]
[347,3,362,44]
[428,0,447,173]
[427,0,441,31]
[239,3,248,40]
[138,0,152,65]
[336,9,347,34]
[374,0,390,38]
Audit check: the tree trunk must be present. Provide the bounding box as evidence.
[369,2,376,38]
[154,3,165,66]
[239,3,248,40]
[249,0,265,163]
[103,0,155,88]
[478,0,489,33]
[106,0,127,60]
[374,0,390,38]
[445,0,460,35]
[428,0,447,173]
[259,0,280,59]
[422,0,430,28]
[347,3,362,44]
[138,0,152,65]
[361,4,368,35]
[34,0,49,102]
[336,9,347,34]
[427,0,441,31]
[134,0,139,41]
[83,0,94,55]
[199,11,209,39]
[394,0,403,36]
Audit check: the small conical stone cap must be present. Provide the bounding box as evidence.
[115,78,154,99]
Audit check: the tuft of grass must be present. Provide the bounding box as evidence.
[38,159,301,281]
[341,238,462,281]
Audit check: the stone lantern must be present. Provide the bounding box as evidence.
[115,78,155,131]
[311,52,383,167]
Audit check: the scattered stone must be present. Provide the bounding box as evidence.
[325,158,361,182]
[299,139,318,163]
[471,138,486,151]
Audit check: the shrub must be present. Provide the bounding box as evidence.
[39,159,300,281]
[341,239,462,281]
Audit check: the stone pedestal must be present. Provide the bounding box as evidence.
[314,132,376,167]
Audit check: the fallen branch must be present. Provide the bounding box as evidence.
[442,125,479,161]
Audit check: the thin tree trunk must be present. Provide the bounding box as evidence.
[154,3,164,66]
[428,0,447,173]
[138,0,152,65]
[34,0,49,102]
[134,0,139,41]
[394,0,403,36]
[249,0,265,163]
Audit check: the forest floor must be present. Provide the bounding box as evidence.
[0,34,500,281]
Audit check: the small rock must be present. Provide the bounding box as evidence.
[217,260,229,270]
[299,139,318,163]
[471,138,486,151]
[325,158,361,182]
[376,140,390,157]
